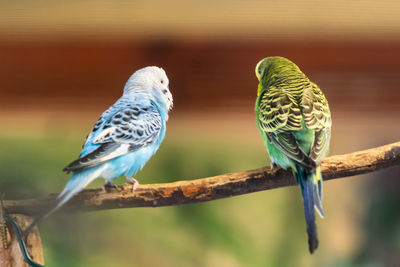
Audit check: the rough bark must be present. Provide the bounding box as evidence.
[3,141,400,216]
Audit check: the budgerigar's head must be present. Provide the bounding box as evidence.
[255,56,301,95]
[124,66,173,111]
[255,56,299,81]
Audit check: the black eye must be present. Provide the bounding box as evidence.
[160,80,164,84]
[258,69,262,76]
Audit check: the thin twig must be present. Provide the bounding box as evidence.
[3,141,400,216]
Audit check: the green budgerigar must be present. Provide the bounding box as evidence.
[255,57,331,253]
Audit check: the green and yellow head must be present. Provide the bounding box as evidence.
[255,56,302,95]
[255,56,300,81]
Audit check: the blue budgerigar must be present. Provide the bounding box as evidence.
[24,66,173,235]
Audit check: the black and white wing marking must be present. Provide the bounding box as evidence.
[63,104,162,173]
[303,83,332,165]
[266,131,317,170]
[258,85,316,170]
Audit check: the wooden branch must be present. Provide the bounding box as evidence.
[4,141,400,216]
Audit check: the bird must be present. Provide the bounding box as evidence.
[254,56,331,253]
[23,66,173,236]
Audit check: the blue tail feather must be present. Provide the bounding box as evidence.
[301,177,319,253]
[294,165,323,254]
[314,167,324,217]
[23,167,101,237]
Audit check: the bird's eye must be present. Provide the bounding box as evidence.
[160,80,164,84]
[258,69,262,76]
[162,89,168,94]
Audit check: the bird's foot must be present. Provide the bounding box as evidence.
[124,176,139,192]
[270,162,278,174]
[102,181,119,192]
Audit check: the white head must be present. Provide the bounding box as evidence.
[123,66,173,111]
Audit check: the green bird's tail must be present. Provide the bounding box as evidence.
[294,164,325,254]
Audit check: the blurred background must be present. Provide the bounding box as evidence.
[1,1,400,266]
